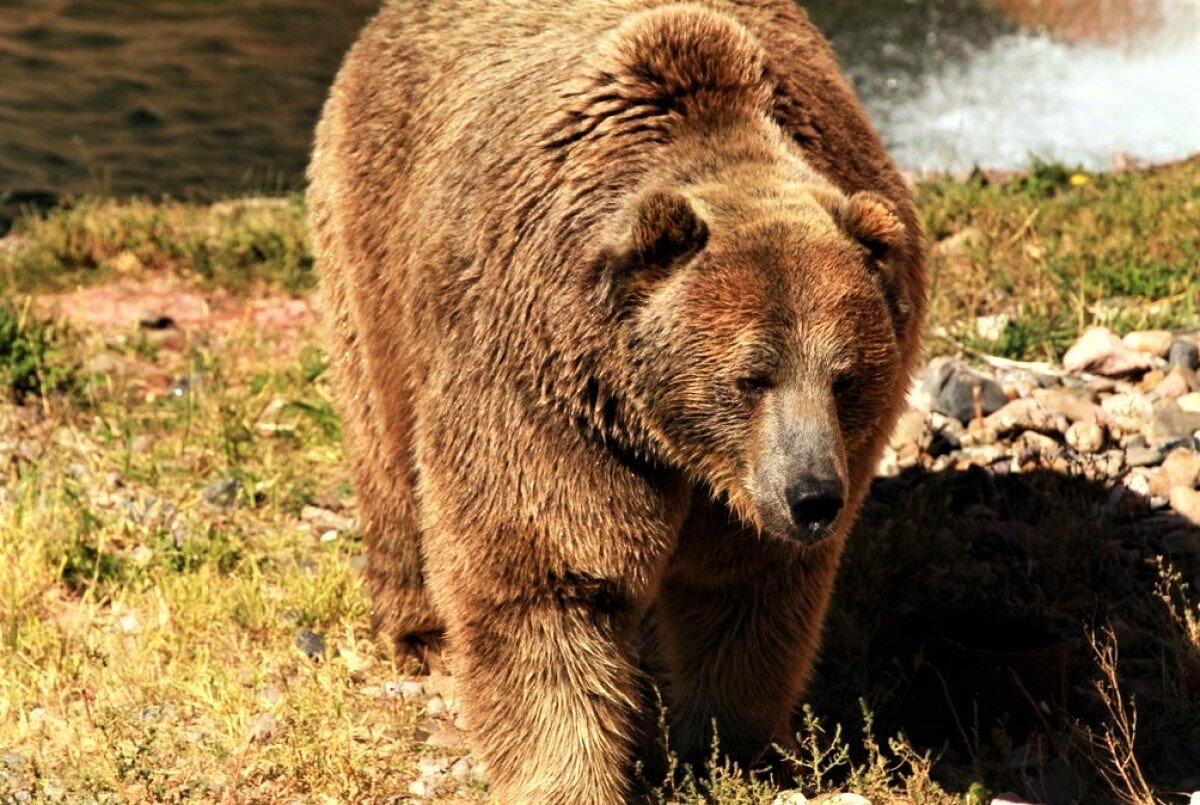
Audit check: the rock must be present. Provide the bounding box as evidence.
[1031,387,1103,424]
[249,713,280,743]
[976,313,1010,342]
[1148,400,1200,446]
[1126,444,1165,468]
[772,793,809,805]
[889,409,928,450]
[294,630,326,662]
[1162,448,1200,490]
[407,778,429,797]
[449,758,474,782]
[927,360,1008,423]
[985,398,1068,437]
[1138,369,1167,391]
[426,694,448,717]
[1014,431,1063,464]
[824,795,871,805]
[1063,327,1153,377]
[1155,368,1192,399]
[1065,421,1105,453]
[1100,393,1152,434]
[933,226,985,256]
[202,476,240,506]
[1171,487,1200,526]
[1169,339,1200,370]
[1122,329,1173,357]
[300,505,355,534]
[1181,393,1200,414]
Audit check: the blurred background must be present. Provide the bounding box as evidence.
[1,0,1198,232]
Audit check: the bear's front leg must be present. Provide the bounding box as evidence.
[419,409,688,803]
[652,495,847,783]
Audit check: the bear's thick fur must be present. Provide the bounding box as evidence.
[308,1,926,800]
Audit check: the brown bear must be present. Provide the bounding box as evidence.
[308,1,926,801]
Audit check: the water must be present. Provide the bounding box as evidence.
[1,0,1197,229]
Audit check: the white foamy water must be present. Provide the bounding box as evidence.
[878,8,1200,172]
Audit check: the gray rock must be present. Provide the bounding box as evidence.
[928,361,1008,423]
[1169,339,1200,370]
[294,629,326,662]
[1149,401,1200,446]
[202,476,240,506]
[1126,445,1165,468]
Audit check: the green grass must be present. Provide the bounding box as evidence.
[922,156,1200,360]
[1,158,1198,801]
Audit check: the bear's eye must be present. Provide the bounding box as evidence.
[736,374,774,399]
[832,374,855,397]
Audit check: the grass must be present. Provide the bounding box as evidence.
[0,156,1198,802]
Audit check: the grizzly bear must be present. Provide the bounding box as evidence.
[308,0,926,801]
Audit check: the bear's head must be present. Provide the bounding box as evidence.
[602,183,914,543]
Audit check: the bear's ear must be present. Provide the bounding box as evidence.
[626,190,709,269]
[600,190,708,312]
[816,189,906,266]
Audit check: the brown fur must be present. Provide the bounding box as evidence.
[308,1,926,801]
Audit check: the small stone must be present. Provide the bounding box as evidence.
[825,795,871,805]
[398,679,426,698]
[1101,393,1153,433]
[449,758,473,782]
[1064,327,1154,377]
[1162,448,1200,490]
[300,505,355,534]
[1031,387,1104,424]
[1149,400,1200,446]
[926,360,1008,423]
[1180,393,1200,413]
[933,226,985,256]
[772,792,809,805]
[202,476,240,506]
[1014,430,1062,464]
[249,713,280,743]
[1139,369,1166,391]
[407,778,429,797]
[1126,445,1165,468]
[1168,339,1200,370]
[975,313,1010,342]
[426,694,448,717]
[889,409,928,450]
[1066,421,1105,453]
[418,756,450,777]
[1123,329,1174,357]
[1155,368,1191,399]
[1170,487,1200,526]
[984,398,1068,437]
[1124,471,1152,498]
[294,629,326,662]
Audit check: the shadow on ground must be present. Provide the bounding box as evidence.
[813,462,1200,802]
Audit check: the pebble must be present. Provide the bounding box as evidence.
[1154,368,1192,399]
[1122,329,1174,357]
[294,629,326,662]
[1161,448,1200,489]
[425,694,448,717]
[1125,444,1164,468]
[1063,327,1153,377]
[1170,487,1200,526]
[1065,421,1105,453]
[772,792,809,805]
[927,360,1008,423]
[449,758,474,782]
[1148,401,1200,446]
[1169,339,1200,370]
[1181,393,1200,414]
[1031,387,1104,424]
[407,778,429,797]
[249,713,280,743]
[1100,392,1153,434]
[985,398,1068,437]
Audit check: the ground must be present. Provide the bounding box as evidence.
[0,158,1198,803]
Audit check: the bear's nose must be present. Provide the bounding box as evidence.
[785,478,844,534]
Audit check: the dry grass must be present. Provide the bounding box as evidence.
[2,156,1199,802]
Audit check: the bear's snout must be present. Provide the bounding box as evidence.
[754,397,848,544]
